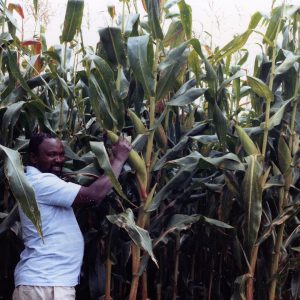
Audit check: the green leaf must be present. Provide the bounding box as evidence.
[33,0,38,15]
[0,145,43,238]
[98,27,127,66]
[278,135,291,174]
[163,20,185,47]
[218,70,245,93]
[86,54,124,129]
[235,124,260,156]
[188,50,201,85]
[89,73,114,130]
[274,54,300,75]
[191,134,219,144]
[61,0,84,42]
[264,5,284,44]
[128,35,155,97]
[0,204,18,235]
[262,98,293,130]
[90,142,128,200]
[107,208,158,266]
[213,31,252,63]
[248,11,263,30]
[246,75,273,102]
[147,157,199,212]
[213,102,227,145]
[125,13,140,37]
[172,151,245,171]
[178,0,192,39]
[242,155,263,253]
[1,101,26,143]
[145,0,163,40]
[7,49,37,98]
[190,39,218,91]
[156,41,189,100]
[167,88,206,106]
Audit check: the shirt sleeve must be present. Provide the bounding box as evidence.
[33,173,81,207]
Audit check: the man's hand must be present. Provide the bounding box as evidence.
[73,136,132,207]
[111,137,132,163]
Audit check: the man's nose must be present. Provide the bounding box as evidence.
[55,155,65,163]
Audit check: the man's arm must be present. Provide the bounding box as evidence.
[72,138,131,207]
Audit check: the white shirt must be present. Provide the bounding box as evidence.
[14,166,84,287]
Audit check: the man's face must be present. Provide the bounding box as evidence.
[30,138,65,176]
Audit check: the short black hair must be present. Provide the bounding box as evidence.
[28,132,57,155]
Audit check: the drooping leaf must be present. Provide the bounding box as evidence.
[178,0,192,39]
[156,41,189,100]
[262,98,293,130]
[190,39,218,92]
[127,35,155,97]
[1,101,26,143]
[107,208,158,266]
[167,88,206,106]
[90,142,128,200]
[213,12,262,63]
[275,54,300,75]
[278,135,292,174]
[147,157,199,212]
[247,75,273,102]
[0,204,19,235]
[98,27,127,66]
[89,73,114,130]
[242,155,263,253]
[235,124,260,156]
[213,102,227,145]
[163,19,185,47]
[145,0,163,40]
[125,13,140,37]
[61,0,84,42]
[7,49,37,98]
[264,5,284,44]
[0,145,43,238]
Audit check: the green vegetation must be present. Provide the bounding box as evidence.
[0,0,300,299]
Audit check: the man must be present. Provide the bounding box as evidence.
[13,133,131,300]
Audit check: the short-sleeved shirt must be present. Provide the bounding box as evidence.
[14,166,84,287]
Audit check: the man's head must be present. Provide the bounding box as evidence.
[28,133,65,177]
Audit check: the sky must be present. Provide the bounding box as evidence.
[20,0,300,69]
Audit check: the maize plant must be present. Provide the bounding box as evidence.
[0,0,300,299]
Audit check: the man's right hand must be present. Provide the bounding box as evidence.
[111,137,132,163]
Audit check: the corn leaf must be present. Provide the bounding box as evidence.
[61,0,84,42]
[235,124,260,156]
[213,102,227,145]
[247,75,273,102]
[278,135,292,174]
[274,54,300,75]
[98,27,127,66]
[178,0,192,39]
[0,145,43,238]
[1,101,25,143]
[107,208,158,266]
[163,20,184,47]
[167,88,206,106]
[145,0,163,40]
[156,41,189,100]
[242,155,263,253]
[128,35,155,97]
[89,73,114,130]
[90,142,128,200]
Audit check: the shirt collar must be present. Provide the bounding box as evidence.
[26,166,42,175]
